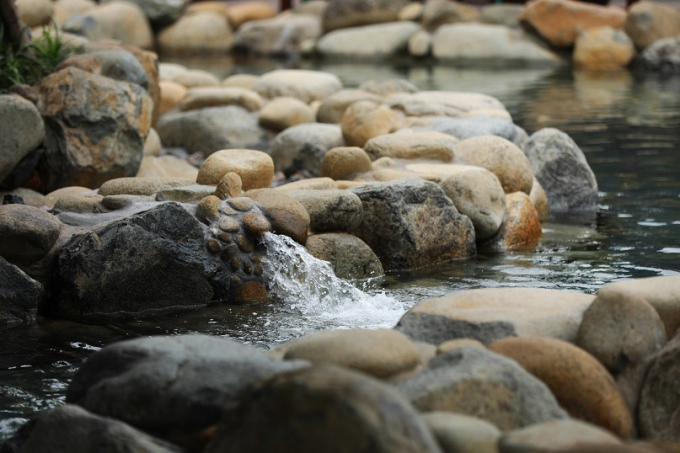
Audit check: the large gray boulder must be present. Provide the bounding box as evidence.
[0,94,45,186]
[523,128,599,216]
[39,67,152,192]
[316,21,421,60]
[0,256,43,330]
[270,123,344,176]
[204,365,442,453]
[157,106,272,157]
[66,335,308,448]
[350,178,475,271]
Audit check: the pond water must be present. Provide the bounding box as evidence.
[1,61,680,440]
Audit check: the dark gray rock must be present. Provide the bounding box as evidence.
[66,335,308,448]
[270,123,344,177]
[523,128,598,215]
[305,233,384,279]
[1,404,184,453]
[157,106,272,157]
[638,36,680,74]
[284,189,363,233]
[90,49,150,91]
[398,347,568,430]
[350,178,475,271]
[0,204,62,265]
[0,256,42,330]
[427,116,528,149]
[204,365,443,453]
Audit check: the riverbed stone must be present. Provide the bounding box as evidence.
[283,189,363,233]
[258,96,315,132]
[398,346,568,430]
[88,49,149,92]
[305,233,384,279]
[178,87,263,112]
[214,172,242,200]
[270,123,344,176]
[364,130,457,162]
[479,4,524,28]
[66,335,307,448]
[529,177,549,221]
[42,186,91,209]
[233,13,321,56]
[155,184,215,203]
[316,89,383,124]
[421,412,501,453]
[316,21,421,60]
[639,36,680,74]
[494,191,542,251]
[172,69,220,88]
[52,0,96,26]
[52,192,105,213]
[159,81,187,114]
[439,166,505,241]
[322,0,409,32]
[520,0,627,48]
[498,419,622,453]
[0,205,62,266]
[320,146,372,181]
[421,0,478,32]
[422,116,527,149]
[221,74,259,89]
[252,69,342,103]
[341,100,400,147]
[245,189,310,245]
[625,1,680,50]
[489,336,633,438]
[408,30,432,58]
[360,79,419,97]
[396,287,594,345]
[98,177,195,197]
[104,0,187,25]
[0,95,45,186]
[196,149,274,191]
[39,67,152,192]
[350,178,475,271]
[386,91,509,119]
[276,177,337,191]
[0,256,42,330]
[226,1,275,28]
[524,128,599,215]
[574,27,635,71]
[157,106,271,156]
[136,155,199,180]
[16,0,53,27]
[157,11,234,56]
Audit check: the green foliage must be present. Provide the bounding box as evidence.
[0,24,73,91]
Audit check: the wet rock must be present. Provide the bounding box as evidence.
[284,189,363,233]
[350,178,475,271]
[432,23,561,66]
[136,155,199,180]
[639,36,680,74]
[252,69,342,103]
[490,336,633,438]
[270,123,344,176]
[246,189,310,245]
[320,146,372,181]
[494,191,542,251]
[89,49,150,91]
[99,177,195,197]
[258,97,315,132]
[196,195,222,223]
[204,365,441,453]
[242,213,270,238]
[153,185,213,203]
[396,287,594,345]
[214,172,242,200]
[386,91,509,120]
[524,128,599,215]
[157,12,233,55]
[322,0,409,32]
[421,412,501,453]
[520,0,626,48]
[341,100,399,147]
[157,106,271,157]
[305,233,384,279]
[0,256,42,330]
[398,347,568,430]
[0,205,62,266]
[625,1,680,50]
[316,89,383,124]
[233,13,321,56]
[226,1,276,28]
[197,149,274,191]
[178,87,264,112]
[439,166,506,242]
[0,95,45,185]
[159,80,187,114]
[424,116,528,149]
[574,27,636,71]
[529,177,549,221]
[421,0,478,32]
[498,419,622,453]
[66,335,307,448]
[364,131,457,162]
[39,67,152,192]
[102,0,188,26]
[316,21,421,60]
[479,4,525,28]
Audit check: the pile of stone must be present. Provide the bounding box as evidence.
[15,0,680,71]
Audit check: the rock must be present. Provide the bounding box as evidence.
[276,177,337,191]
[529,177,549,221]
[520,0,627,48]
[159,81,187,114]
[322,0,409,32]
[98,177,195,197]
[498,419,622,453]
[494,191,542,250]
[399,2,423,22]
[179,87,263,112]
[341,100,399,147]
[204,365,441,453]
[638,36,680,74]
[258,97,316,132]
[214,172,243,199]
[156,106,271,157]
[4,404,185,453]
[39,67,152,192]
[0,256,42,330]
[421,412,501,453]
[396,287,594,345]
[157,12,234,56]
[221,74,260,89]
[86,49,149,91]
[574,27,636,71]
[432,23,561,66]
[252,69,342,103]
[102,0,188,26]
[350,178,475,271]
[136,155,199,180]
[0,95,45,186]
[278,328,419,379]
[52,192,105,213]
[490,336,633,438]
[398,346,568,430]
[0,204,62,266]
[305,233,384,279]
[316,21,421,60]
[0,188,44,208]
[293,0,327,18]
[408,30,432,57]
[270,123,345,176]
[197,149,274,191]
[52,0,96,26]
[320,147,372,180]
[360,78,419,97]
[524,128,599,215]
[386,91,509,120]
[421,0,478,32]
[439,166,506,241]
[242,212,270,238]
[233,13,321,56]
[54,54,101,75]
[479,4,525,28]
[155,184,215,203]
[16,0,54,27]
[158,62,188,81]
[226,1,276,28]
[436,338,486,355]
[172,69,220,88]
[625,1,680,50]
[63,1,154,49]
[364,130,457,162]
[143,128,161,156]
[283,189,363,233]
[43,186,91,209]
[316,89,383,124]
[245,189,310,245]
[66,335,307,448]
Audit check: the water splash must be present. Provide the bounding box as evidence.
[260,233,405,329]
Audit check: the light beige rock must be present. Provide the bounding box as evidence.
[157,12,234,55]
[158,62,188,81]
[421,0,479,32]
[399,2,423,22]
[221,74,260,89]
[245,188,310,245]
[625,1,680,50]
[233,13,321,56]
[214,172,242,200]
[364,130,456,162]
[316,89,384,124]
[275,177,337,191]
[436,339,486,355]
[53,192,105,213]
[322,0,410,32]
[529,177,549,221]
[574,27,636,71]
[197,149,274,191]
[316,21,422,60]
[136,155,199,180]
[421,412,501,453]
[408,30,431,57]
[142,128,161,156]
[172,70,220,89]
[258,97,315,132]
[385,91,509,119]
[359,79,418,97]
[16,0,53,27]
[341,100,399,147]
[320,147,373,181]
[179,86,263,112]
[253,69,343,103]
[98,177,195,196]
[0,188,45,208]
[52,0,96,26]
[185,1,229,19]
[159,81,187,115]
[43,186,91,209]
[226,1,276,28]
[498,419,622,452]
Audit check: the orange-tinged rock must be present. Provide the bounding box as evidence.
[573,27,635,71]
[625,1,680,50]
[501,192,542,250]
[227,2,275,28]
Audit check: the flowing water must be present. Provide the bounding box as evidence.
[1,62,680,440]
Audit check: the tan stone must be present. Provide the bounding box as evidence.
[341,101,399,148]
[159,81,187,115]
[316,89,384,124]
[574,27,636,71]
[172,70,220,89]
[385,90,509,119]
[320,147,373,181]
[52,0,96,26]
[157,12,234,56]
[625,1,680,50]
[143,128,161,156]
[529,177,549,221]
[258,97,315,132]
[398,2,423,22]
[197,149,274,191]
[245,188,310,245]
[436,339,486,355]
[136,155,199,180]
[99,177,195,196]
[16,0,52,28]
[196,195,222,223]
[364,130,457,162]
[220,74,260,90]
[0,204,62,265]
[0,188,44,208]
[490,336,634,438]
[275,177,337,191]
[500,191,542,250]
[68,1,153,49]
[214,172,243,200]
[421,0,479,32]
[499,419,622,452]
[179,87,263,112]
[43,186,91,209]
[421,412,500,453]
[226,1,276,28]
[185,1,230,19]
[252,69,343,104]
[53,192,104,213]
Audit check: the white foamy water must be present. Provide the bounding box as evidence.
[260,233,406,329]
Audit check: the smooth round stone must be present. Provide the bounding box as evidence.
[529,177,549,221]
[258,96,315,132]
[233,281,269,304]
[173,70,220,88]
[43,187,91,209]
[227,197,254,212]
[245,189,310,245]
[217,232,232,243]
[501,191,542,250]
[242,213,271,238]
[252,69,342,104]
[220,205,238,216]
[0,204,62,265]
[341,100,399,148]
[421,412,500,453]
[499,419,621,452]
[221,74,259,90]
[157,12,233,56]
[316,89,383,124]
[221,243,239,260]
[159,80,187,114]
[98,177,195,197]
[53,193,105,213]
[196,195,221,223]
[206,238,221,254]
[214,172,243,200]
[242,260,253,275]
[179,87,263,113]
[230,256,241,271]
[436,339,486,355]
[235,234,254,253]
[197,149,274,191]
[320,146,373,181]
[219,216,240,233]
[364,130,457,162]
